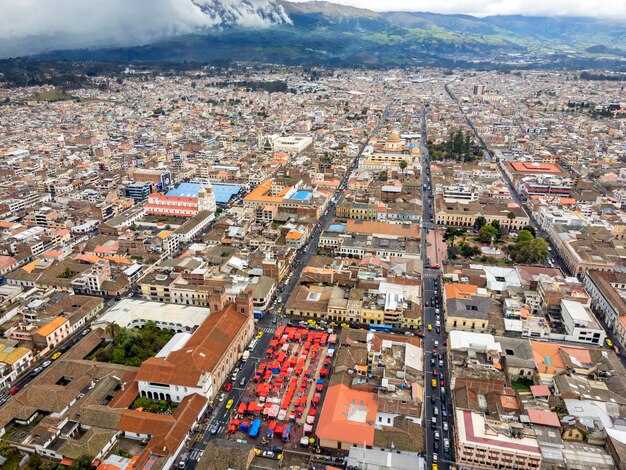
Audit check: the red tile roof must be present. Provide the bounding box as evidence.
[136,304,249,387]
[527,408,560,427]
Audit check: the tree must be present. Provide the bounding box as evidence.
[490,220,502,238]
[522,225,537,238]
[69,454,95,470]
[474,216,487,231]
[507,211,517,221]
[478,225,499,244]
[399,160,408,173]
[105,322,120,342]
[444,227,464,245]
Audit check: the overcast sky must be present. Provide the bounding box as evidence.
[291,0,626,19]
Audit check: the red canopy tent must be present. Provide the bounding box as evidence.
[237,402,247,414]
[308,407,317,416]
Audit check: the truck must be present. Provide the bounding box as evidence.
[242,350,250,363]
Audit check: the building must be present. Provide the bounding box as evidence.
[146,182,216,218]
[316,383,378,450]
[0,342,33,390]
[125,182,151,201]
[560,299,606,345]
[135,294,254,403]
[582,270,626,335]
[455,408,542,469]
[32,316,71,350]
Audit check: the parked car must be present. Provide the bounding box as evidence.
[239,377,246,387]
[218,393,226,402]
[210,423,219,435]
[225,399,234,410]
[10,387,20,395]
[224,383,232,392]
[443,421,448,432]
[42,360,52,368]
[31,366,43,376]
[51,352,62,360]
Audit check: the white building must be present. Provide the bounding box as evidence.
[561,299,606,345]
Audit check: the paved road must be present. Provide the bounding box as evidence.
[181,105,390,469]
[420,104,455,469]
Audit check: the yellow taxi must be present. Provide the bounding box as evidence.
[225,399,234,410]
[431,378,437,388]
[277,307,283,314]
[432,464,438,470]
[606,338,613,347]
[257,331,264,339]
[427,324,432,331]
[340,323,350,329]
[329,321,337,327]
[51,352,62,360]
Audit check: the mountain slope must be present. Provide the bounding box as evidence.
[26,0,626,67]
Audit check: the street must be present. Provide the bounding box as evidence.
[420,104,455,469]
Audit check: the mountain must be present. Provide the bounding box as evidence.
[13,0,626,68]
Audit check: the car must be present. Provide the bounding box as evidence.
[218,392,226,402]
[434,340,439,349]
[435,326,440,334]
[51,352,62,360]
[431,394,436,403]
[224,383,232,392]
[340,322,351,329]
[425,300,429,307]
[270,446,283,453]
[439,359,444,367]
[431,378,437,388]
[433,406,439,416]
[31,366,43,376]
[271,317,277,324]
[440,386,445,395]
[60,345,70,353]
[430,357,435,366]
[433,441,439,452]
[225,399,234,410]
[427,324,432,331]
[239,377,246,386]
[277,307,283,314]
[42,360,52,368]
[606,338,614,347]
[435,320,440,327]
[432,465,438,470]
[440,378,445,387]
[444,438,450,451]
[433,453,438,462]
[210,423,219,435]
[443,421,448,432]
[81,328,91,336]
[433,369,438,377]
[431,416,437,427]
[10,387,20,395]
[256,331,264,339]
[434,430,440,441]
[258,450,282,461]
[430,264,439,269]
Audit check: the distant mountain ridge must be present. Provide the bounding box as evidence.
[22,0,626,68]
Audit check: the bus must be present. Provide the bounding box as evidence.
[253,310,264,320]
[369,324,393,333]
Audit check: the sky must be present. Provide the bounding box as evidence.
[291,0,626,19]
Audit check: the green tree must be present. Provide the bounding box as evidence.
[105,322,120,342]
[490,220,502,238]
[522,225,537,238]
[69,454,95,470]
[507,211,517,221]
[399,160,408,173]
[478,225,499,244]
[474,216,487,231]
[444,227,464,245]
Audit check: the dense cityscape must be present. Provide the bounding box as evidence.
[0,61,625,470]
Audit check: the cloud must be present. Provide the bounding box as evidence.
[0,0,289,58]
[289,0,626,19]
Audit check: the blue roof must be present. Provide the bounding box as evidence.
[328,223,346,233]
[166,182,242,204]
[213,183,242,204]
[288,190,313,201]
[166,182,203,198]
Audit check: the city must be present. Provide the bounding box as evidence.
[0,30,625,470]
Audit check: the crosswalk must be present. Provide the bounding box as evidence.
[258,326,276,334]
[189,449,204,461]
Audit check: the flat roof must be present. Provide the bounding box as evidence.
[94,299,211,330]
[212,183,242,204]
[457,409,541,455]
